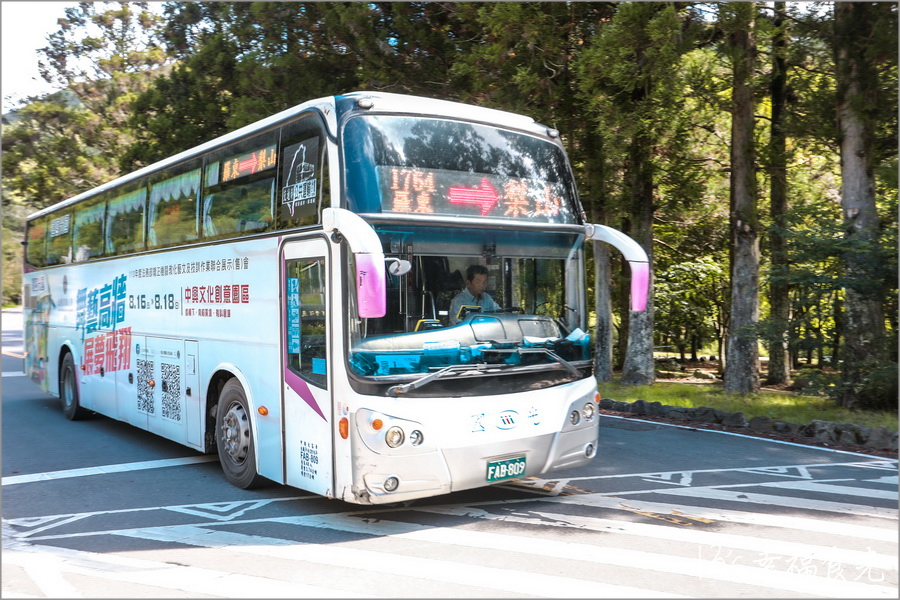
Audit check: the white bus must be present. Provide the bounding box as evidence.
[22,92,649,504]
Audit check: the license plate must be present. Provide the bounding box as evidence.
[486,456,526,482]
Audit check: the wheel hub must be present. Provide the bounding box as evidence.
[63,369,75,408]
[221,402,251,463]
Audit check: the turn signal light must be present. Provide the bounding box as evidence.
[339,417,349,439]
[258,406,269,416]
[372,418,383,431]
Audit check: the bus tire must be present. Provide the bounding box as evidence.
[215,379,266,489]
[60,353,89,421]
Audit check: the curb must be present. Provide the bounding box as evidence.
[598,398,899,452]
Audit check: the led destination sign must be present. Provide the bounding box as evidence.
[221,144,277,183]
[378,166,574,223]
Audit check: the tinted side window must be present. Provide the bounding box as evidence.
[203,131,278,239]
[73,197,106,262]
[278,114,330,229]
[47,212,73,265]
[106,185,146,255]
[148,162,201,248]
[25,216,48,268]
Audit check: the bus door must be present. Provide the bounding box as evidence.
[281,237,333,496]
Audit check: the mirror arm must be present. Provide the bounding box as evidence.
[584,223,650,313]
[323,208,387,318]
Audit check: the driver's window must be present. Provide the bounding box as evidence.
[286,257,327,388]
[509,257,565,318]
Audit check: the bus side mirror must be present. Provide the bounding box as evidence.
[387,258,412,276]
[584,223,650,313]
[323,208,387,318]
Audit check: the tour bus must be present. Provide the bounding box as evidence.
[22,91,649,504]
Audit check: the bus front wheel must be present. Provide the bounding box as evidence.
[60,353,89,420]
[215,379,266,489]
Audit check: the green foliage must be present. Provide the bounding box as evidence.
[1,198,27,306]
[3,1,897,415]
[654,257,727,357]
[1,93,115,206]
[601,378,898,431]
[39,1,169,164]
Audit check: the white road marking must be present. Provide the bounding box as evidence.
[760,479,899,500]
[867,475,899,485]
[3,540,372,598]
[535,459,898,484]
[412,504,898,571]
[555,494,898,542]
[114,524,686,598]
[14,550,83,598]
[2,456,218,486]
[130,514,897,599]
[658,487,897,519]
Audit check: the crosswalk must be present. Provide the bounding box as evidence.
[3,462,898,598]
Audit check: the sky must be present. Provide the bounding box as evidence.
[1,1,79,113]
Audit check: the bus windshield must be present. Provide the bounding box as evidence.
[346,226,590,394]
[343,115,578,224]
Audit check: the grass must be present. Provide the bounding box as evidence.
[599,378,899,431]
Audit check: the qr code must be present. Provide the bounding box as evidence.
[136,359,154,414]
[161,362,181,422]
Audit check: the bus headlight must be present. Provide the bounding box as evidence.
[409,430,424,446]
[569,410,581,426]
[385,426,405,448]
[583,403,596,421]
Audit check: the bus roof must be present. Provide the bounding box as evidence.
[27,91,551,221]
[334,91,541,135]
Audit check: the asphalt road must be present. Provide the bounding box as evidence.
[2,308,897,598]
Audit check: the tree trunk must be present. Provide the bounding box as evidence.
[616,217,632,369]
[585,134,614,382]
[621,138,655,386]
[593,242,614,381]
[834,2,888,408]
[723,3,760,394]
[832,293,842,367]
[765,1,791,386]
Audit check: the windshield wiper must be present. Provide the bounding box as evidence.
[517,347,582,377]
[386,364,486,396]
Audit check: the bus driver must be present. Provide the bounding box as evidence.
[449,264,501,325]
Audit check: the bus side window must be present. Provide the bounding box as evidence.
[148,162,201,249]
[25,216,49,268]
[73,196,106,262]
[278,113,329,230]
[106,184,147,255]
[203,131,278,240]
[286,257,327,388]
[46,212,72,266]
